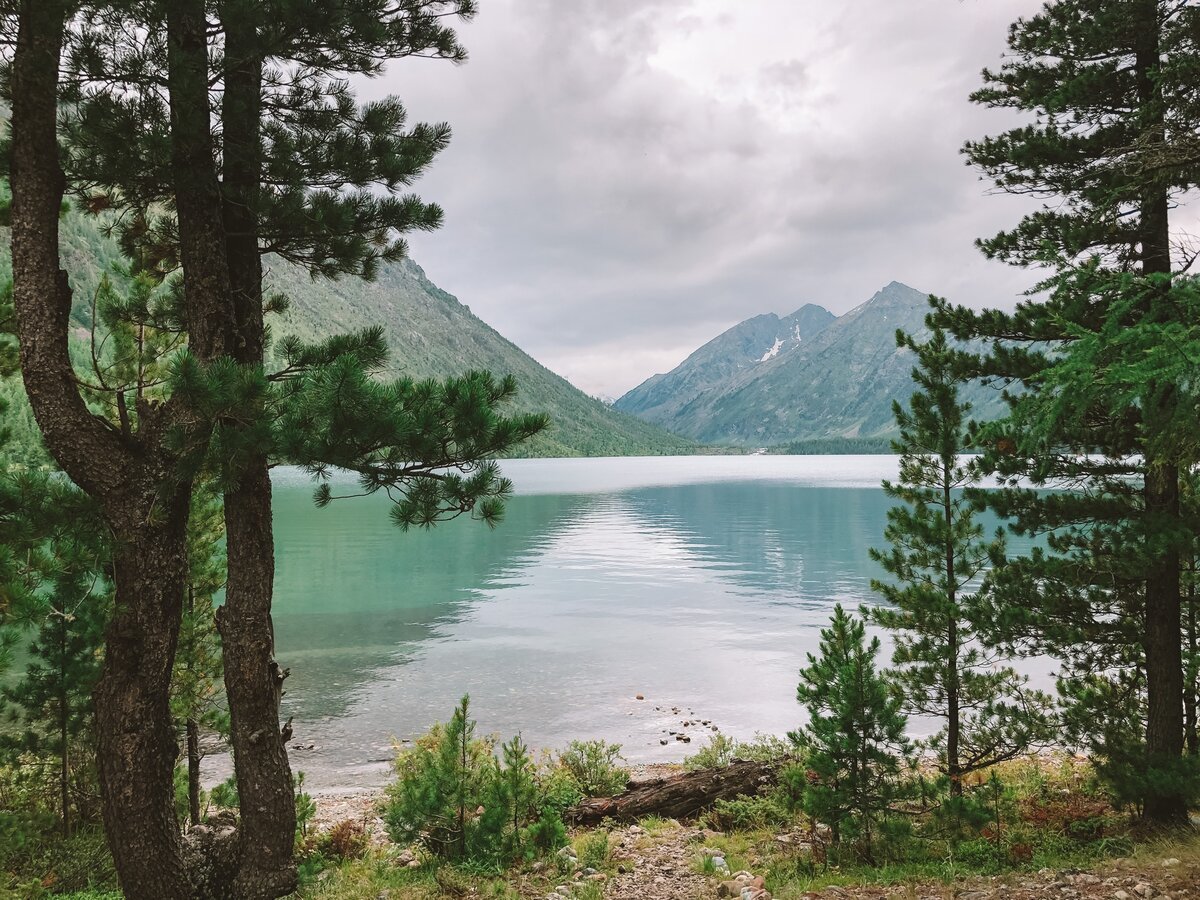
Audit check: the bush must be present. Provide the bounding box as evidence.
[320,819,368,861]
[684,733,739,770]
[538,761,585,813]
[294,772,317,841]
[575,829,612,870]
[556,740,627,797]
[208,774,238,811]
[952,836,1005,871]
[684,733,792,771]
[704,794,791,832]
[383,695,569,867]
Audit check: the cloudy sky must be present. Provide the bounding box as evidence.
[376,0,1046,398]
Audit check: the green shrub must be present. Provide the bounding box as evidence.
[295,849,332,887]
[705,793,791,832]
[1,826,116,895]
[538,761,585,813]
[952,836,1005,871]
[684,733,739,770]
[525,805,568,856]
[208,774,239,811]
[575,829,612,870]
[383,695,568,867]
[684,733,792,771]
[556,740,627,798]
[384,696,504,863]
[294,772,317,841]
[319,819,368,861]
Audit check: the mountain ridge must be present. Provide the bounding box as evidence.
[615,281,1004,447]
[0,210,697,460]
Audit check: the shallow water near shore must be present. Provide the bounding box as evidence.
[257,455,1035,795]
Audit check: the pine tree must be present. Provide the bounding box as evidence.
[790,605,911,862]
[1,580,107,839]
[9,3,543,895]
[934,0,1200,823]
[384,695,506,863]
[498,733,538,862]
[869,328,1053,797]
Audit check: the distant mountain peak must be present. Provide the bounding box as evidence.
[613,300,834,423]
[615,280,1001,447]
[842,281,928,319]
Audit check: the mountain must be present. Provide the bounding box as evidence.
[616,304,835,425]
[3,210,696,460]
[263,257,700,456]
[615,282,1004,447]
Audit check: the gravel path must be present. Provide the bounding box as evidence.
[604,823,713,900]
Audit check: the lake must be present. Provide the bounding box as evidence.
[266,455,1032,795]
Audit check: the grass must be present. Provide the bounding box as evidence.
[8,753,1200,899]
[636,814,674,836]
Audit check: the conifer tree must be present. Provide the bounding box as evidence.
[384,694,506,863]
[869,328,1052,797]
[935,0,1200,823]
[790,605,911,862]
[499,733,537,861]
[0,578,107,838]
[8,3,543,895]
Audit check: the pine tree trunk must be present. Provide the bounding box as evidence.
[93,501,194,899]
[184,585,202,828]
[10,2,196,894]
[218,468,297,899]
[1185,573,1198,756]
[944,474,961,797]
[216,7,298,894]
[1143,460,1186,823]
[59,616,70,839]
[188,717,202,827]
[1134,0,1186,825]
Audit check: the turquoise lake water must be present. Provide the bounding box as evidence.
[267,455,1034,793]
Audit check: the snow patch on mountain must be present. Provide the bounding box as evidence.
[759,337,785,362]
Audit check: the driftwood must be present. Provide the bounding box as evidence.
[565,759,781,826]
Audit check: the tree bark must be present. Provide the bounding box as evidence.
[58,614,70,838]
[94,500,194,899]
[188,717,202,827]
[10,3,198,895]
[217,5,297,895]
[944,470,962,798]
[166,0,236,359]
[1144,459,1186,823]
[1134,0,1186,826]
[565,760,780,826]
[1185,570,1198,756]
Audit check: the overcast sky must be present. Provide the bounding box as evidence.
[376,0,1047,398]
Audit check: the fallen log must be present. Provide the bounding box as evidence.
[565,758,781,826]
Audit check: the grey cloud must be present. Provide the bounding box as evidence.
[376,0,1045,396]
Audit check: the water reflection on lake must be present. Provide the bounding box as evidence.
[267,456,1031,793]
